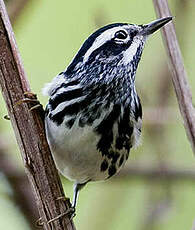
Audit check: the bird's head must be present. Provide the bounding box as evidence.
[66,17,172,85]
[43,17,172,126]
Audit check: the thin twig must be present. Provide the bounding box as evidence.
[153,0,195,153]
[0,1,76,229]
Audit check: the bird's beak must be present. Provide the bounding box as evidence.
[140,17,172,36]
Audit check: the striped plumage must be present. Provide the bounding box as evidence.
[43,17,172,209]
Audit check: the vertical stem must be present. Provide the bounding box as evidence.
[0,0,76,229]
[153,0,195,153]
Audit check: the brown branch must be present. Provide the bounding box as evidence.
[0,1,76,229]
[152,0,195,153]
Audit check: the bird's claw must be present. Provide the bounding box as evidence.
[36,207,75,227]
[55,196,76,219]
[14,91,43,111]
[47,207,75,225]
[36,217,44,227]
[4,115,10,120]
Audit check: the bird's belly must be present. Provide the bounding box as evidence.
[45,116,129,184]
[45,117,111,183]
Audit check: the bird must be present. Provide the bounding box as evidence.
[43,17,172,211]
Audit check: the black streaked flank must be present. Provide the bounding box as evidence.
[50,98,89,126]
[50,85,106,126]
[104,150,120,165]
[108,165,117,178]
[116,107,134,151]
[96,104,121,155]
[100,159,109,172]
[111,152,120,164]
[50,79,80,97]
[79,104,101,127]
[107,150,114,159]
[115,137,124,150]
[49,87,83,110]
[96,131,113,157]
[65,118,76,129]
[95,104,121,134]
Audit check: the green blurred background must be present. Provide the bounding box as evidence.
[0,0,195,229]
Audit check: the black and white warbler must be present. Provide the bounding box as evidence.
[43,17,172,210]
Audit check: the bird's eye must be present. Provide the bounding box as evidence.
[114,30,128,40]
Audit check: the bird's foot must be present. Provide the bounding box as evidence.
[47,207,75,225]
[56,196,76,219]
[36,198,75,227]
[49,196,76,222]
[46,197,75,224]
[14,91,43,111]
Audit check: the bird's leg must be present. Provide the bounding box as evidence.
[72,182,87,210]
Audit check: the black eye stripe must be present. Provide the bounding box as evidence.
[114,30,128,40]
